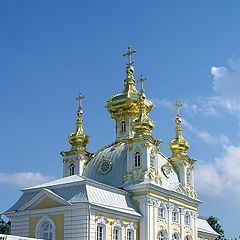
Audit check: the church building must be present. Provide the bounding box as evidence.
[5,47,218,240]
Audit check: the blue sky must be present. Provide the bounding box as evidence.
[1,0,240,238]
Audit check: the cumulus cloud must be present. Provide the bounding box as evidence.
[195,145,240,200]
[0,172,55,188]
[208,58,240,117]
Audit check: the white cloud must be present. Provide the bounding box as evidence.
[153,98,173,108]
[195,145,240,201]
[181,118,229,145]
[0,172,55,188]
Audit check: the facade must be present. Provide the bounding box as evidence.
[6,47,219,240]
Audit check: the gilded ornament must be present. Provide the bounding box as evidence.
[97,156,112,175]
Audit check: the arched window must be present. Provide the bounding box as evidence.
[158,231,164,240]
[158,206,165,219]
[43,222,53,240]
[172,233,179,240]
[35,216,55,240]
[185,235,192,240]
[96,216,107,240]
[134,152,141,167]
[126,222,136,240]
[126,230,133,240]
[157,230,167,240]
[69,163,75,176]
[113,227,120,240]
[121,121,126,132]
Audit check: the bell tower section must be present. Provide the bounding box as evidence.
[61,93,91,177]
[169,102,197,198]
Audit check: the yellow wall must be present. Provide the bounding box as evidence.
[31,197,61,209]
[29,216,41,238]
[29,214,64,240]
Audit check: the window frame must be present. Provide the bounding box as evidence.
[121,121,126,132]
[35,215,56,240]
[172,209,179,223]
[158,206,165,219]
[69,163,75,176]
[96,216,107,240]
[134,152,141,167]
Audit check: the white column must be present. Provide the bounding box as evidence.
[180,208,185,240]
[139,198,148,240]
[154,206,158,240]
[167,204,173,240]
[192,212,198,240]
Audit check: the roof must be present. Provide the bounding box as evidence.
[197,218,219,237]
[6,175,141,218]
[83,143,127,187]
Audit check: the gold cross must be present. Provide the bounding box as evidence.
[137,75,147,92]
[175,101,182,115]
[122,46,136,65]
[76,93,84,109]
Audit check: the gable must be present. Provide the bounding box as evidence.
[30,197,62,210]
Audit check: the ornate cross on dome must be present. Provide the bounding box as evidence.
[122,46,136,65]
[76,93,84,109]
[175,101,182,115]
[137,75,146,93]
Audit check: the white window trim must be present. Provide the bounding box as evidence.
[69,163,75,176]
[134,151,141,167]
[121,121,126,132]
[184,212,191,226]
[126,222,136,240]
[158,205,166,219]
[172,232,180,240]
[112,219,123,240]
[35,215,56,240]
[172,208,179,223]
[96,216,108,240]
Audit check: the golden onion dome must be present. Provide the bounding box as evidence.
[107,47,153,119]
[133,94,155,136]
[169,102,190,160]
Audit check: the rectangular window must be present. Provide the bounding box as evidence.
[172,211,178,223]
[113,228,119,240]
[127,231,132,240]
[184,215,190,225]
[97,226,103,240]
[158,207,165,219]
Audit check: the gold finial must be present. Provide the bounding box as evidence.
[137,75,146,93]
[68,93,89,149]
[175,101,182,116]
[169,101,189,160]
[76,93,84,110]
[123,46,136,65]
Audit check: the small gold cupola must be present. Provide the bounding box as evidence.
[133,75,155,136]
[68,93,89,149]
[169,101,190,160]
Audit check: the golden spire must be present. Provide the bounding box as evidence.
[122,46,138,95]
[133,77,154,136]
[68,93,89,149]
[169,101,190,160]
[137,74,146,94]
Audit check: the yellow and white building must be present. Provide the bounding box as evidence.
[5,47,218,240]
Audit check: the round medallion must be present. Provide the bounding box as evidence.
[162,162,172,178]
[98,156,112,175]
